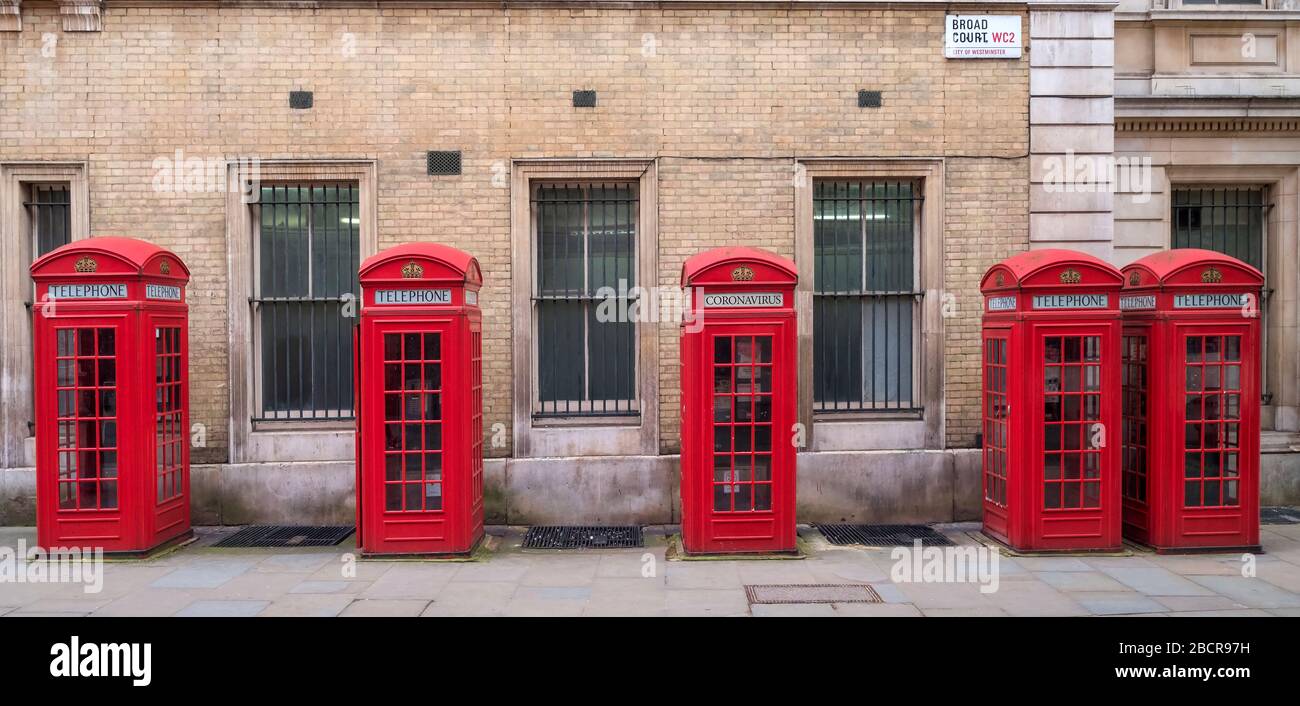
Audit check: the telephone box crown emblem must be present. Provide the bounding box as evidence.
[159,259,171,275]
[73,257,98,273]
[995,272,1005,287]
[1129,271,1141,286]
[1059,268,1082,285]
[731,265,755,282]
[1202,267,1223,284]
[401,260,425,279]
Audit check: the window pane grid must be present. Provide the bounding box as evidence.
[711,335,774,513]
[1043,335,1104,510]
[533,182,638,417]
[54,328,119,511]
[1121,335,1150,503]
[382,333,444,513]
[1183,335,1243,508]
[813,179,921,412]
[983,336,1009,507]
[155,328,184,503]
[252,183,360,422]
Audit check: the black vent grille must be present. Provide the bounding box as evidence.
[213,525,354,548]
[572,90,597,108]
[522,525,642,549]
[745,584,882,605]
[815,524,954,547]
[426,150,462,176]
[858,90,882,108]
[289,91,314,109]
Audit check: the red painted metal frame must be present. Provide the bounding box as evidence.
[357,243,484,555]
[30,237,192,554]
[980,249,1124,552]
[680,247,797,554]
[1120,249,1263,552]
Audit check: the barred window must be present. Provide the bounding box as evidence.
[532,182,637,417]
[1172,187,1265,270]
[813,180,922,412]
[26,183,71,261]
[252,184,360,422]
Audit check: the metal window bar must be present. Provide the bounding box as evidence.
[812,179,923,413]
[250,183,360,422]
[532,182,639,418]
[1171,186,1270,403]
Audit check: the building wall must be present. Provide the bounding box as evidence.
[0,1,1105,524]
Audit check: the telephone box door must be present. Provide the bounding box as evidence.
[37,318,131,550]
[361,323,456,554]
[702,323,790,550]
[1033,326,1119,549]
[1173,323,1258,546]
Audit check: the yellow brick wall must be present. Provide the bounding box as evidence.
[1,4,1029,460]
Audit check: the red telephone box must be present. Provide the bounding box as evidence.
[980,249,1124,552]
[1119,249,1263,552]
[30,237,192,554]
[357,243,484,555]
[680,247,797,554]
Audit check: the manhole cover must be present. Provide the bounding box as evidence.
[745,584,881,605]
[814,524,955,547]
[1261,507,1300,525]
[522,526,643,549]
[212,525,355,548]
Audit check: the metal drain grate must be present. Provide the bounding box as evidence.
[213,526,355,548]
[522,526,643,549]
[1262,507,1300,525]
[745,584,881,605]
[814,524,955,547]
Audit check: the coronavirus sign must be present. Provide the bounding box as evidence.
[945,15,1022,59]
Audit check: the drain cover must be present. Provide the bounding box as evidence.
[1262,507,1300,525]
[213,525,354,548]
[522,526,643,549]
[745,584,881,605]
[814,524,955,547]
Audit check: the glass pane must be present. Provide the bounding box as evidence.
[537,301,584,405]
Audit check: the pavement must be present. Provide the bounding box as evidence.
[2,520,1300,617]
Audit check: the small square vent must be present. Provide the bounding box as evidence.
[572,90,597,108]
[426,150,462,176]
[289,91,314,109]
[858,90,882,108]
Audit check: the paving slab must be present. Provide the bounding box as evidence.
[1185,575,1300,609]
[830,602,924,617]
[1073,592,1171,616]
[340,599,431,617]
[149,560,257,590]
[665,588,749,617]
[1034,571,1129,593]
[921,605,1011,617]
[1153,595,1250,612]
[92,589,206,617]
[175,600,270,617]
[1096,566,1214,596]
[427,581,517,616]
[258,595,356,617]
[750,603,836,617]
[361,564,461,600]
